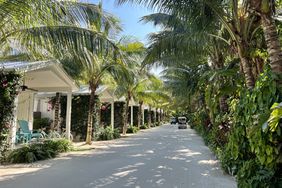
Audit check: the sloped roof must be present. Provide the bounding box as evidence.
[1,60,78,92]
[1,60,54,72]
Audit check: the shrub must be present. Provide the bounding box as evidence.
[140,125,148,129]
[43,139,73,153]
[95,127,120,141]
[113,128,121,139]
[126,125,139,133]
[237,160,282,188]
[33,118,51,130]
[7,139,72,163]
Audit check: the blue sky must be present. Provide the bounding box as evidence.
[81,0,163,75]
[85,0,159,44]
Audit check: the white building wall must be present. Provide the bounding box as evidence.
[17,92,35,130]
[17,92,30,122]
[34,96,54,120]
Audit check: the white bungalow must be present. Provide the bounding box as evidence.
[3,60,79,145]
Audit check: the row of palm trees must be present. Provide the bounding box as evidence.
[115,0,282,185]
[116,0,282,107]
[0,1,169,144]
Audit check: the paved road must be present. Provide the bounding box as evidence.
[0,124,236,188]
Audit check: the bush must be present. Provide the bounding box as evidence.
[140,125,148,129]
[95,127,120,141]
[237,160,282,188]
[33,118,52,130]
[43,139,73,153]
[7,139,72,163]
[126,125,139,133]
[155,122,160,126]
[113,128,121,139]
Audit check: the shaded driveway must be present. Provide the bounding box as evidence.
[0,124,236,188]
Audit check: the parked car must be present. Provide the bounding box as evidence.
[170,117,177,125]
[178,116,187,129]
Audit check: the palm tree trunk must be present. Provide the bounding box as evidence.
[137,101,143,128]
[148,106,152,128]
[85,82,97,145]
[255,57,264,75]
[123,93,131,135]
[238,44,256,89]
[157,108,161,123]
[241,56,255,89]
[261,14,282,74]
[249,0,282,75]
[209,53,229,113]
[219,95,228,113]
[53,92,61,131]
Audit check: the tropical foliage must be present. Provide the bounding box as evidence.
[118,0,282,186]
[95,127,121,141]
[7,139,72,163]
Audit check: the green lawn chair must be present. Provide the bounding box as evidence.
[18,120,42,142]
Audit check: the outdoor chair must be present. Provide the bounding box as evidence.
[18,120,43,142]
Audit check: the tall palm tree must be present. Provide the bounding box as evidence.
[133,75,165,127]
[115,40,146,133]
[75,50,125,144]
[117,0,263,89]
[248,0,282,75]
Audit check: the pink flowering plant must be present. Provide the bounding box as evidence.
[0,70,21,163]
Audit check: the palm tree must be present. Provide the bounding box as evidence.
[1,2,125,144]
[75,51,125,144]
[115,40,146,133]
[117,0,263,89]
[248,0,282,75]
[134,75,164,127]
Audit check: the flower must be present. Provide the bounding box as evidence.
[2,80,8,88]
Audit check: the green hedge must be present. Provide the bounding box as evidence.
[33,118,52,130]
[114,102,125,130]
[60,95,100,140]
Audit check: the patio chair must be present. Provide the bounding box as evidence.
[18,120,43,142]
